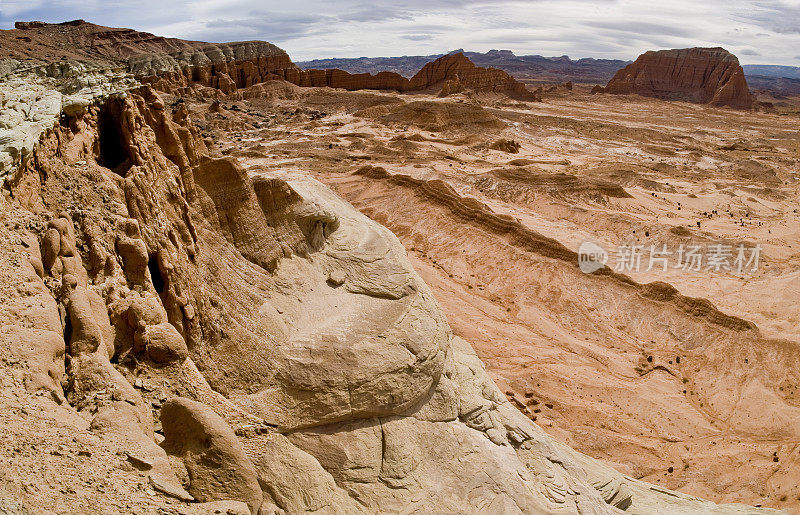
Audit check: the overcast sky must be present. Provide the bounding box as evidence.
[1,0,799,65]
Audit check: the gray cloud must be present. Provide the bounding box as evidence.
[583,20,694,38]
[1,0,799,65]
[745,2,800,34]
[199,12,330,42]
[337,6,413,23]
[402,34,434,41]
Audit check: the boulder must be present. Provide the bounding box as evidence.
[254,433,362,513]
[143,322,189,364]
[489,138,521,153]
[160,397,263,513]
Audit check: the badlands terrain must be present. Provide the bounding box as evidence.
[1,19,799,514]
[203,60,800,509]
[299,49,800,100]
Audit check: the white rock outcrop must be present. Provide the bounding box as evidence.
[0,60,138,184]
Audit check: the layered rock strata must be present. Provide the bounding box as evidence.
[603,47,754,109]
[2,21,537,102]
[138,49,539,100]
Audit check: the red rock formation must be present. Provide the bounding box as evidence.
[139,50,539,100]
[138,48,537,101]
[408,52,538,100]
[131,42,408,96]
[1,20,204,63]
[133,41,299,95]
[604,47,753,109]
[287,68,409,91]
[1,22,536,101]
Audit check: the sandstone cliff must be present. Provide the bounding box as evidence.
[1,21,537,101]
[1,20,203,64]
[138,47,538,100]
[294,52,540,100]
[131,41,299,95]
[604,47,754,109]
[407,52,537,99]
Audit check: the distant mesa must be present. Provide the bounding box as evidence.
[603,47,754,109]
[404,52,539,100]
[298,50,631,85]
[743,64,800,80]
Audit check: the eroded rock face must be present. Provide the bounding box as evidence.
[285,52,539,100]
[604,47,754,109]
[1,22,537,108]
[408,52,538,99]
[126,41,537,100]
[133,41,299,96]
[137,48,538,100]
[0,62,138,183]
[230,173,449,429]
[253,433,362,513]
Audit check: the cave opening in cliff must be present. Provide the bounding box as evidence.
[97,99,132,175]
[62,308,76,397]
[62,309,73,355]
[148,254,166,294]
